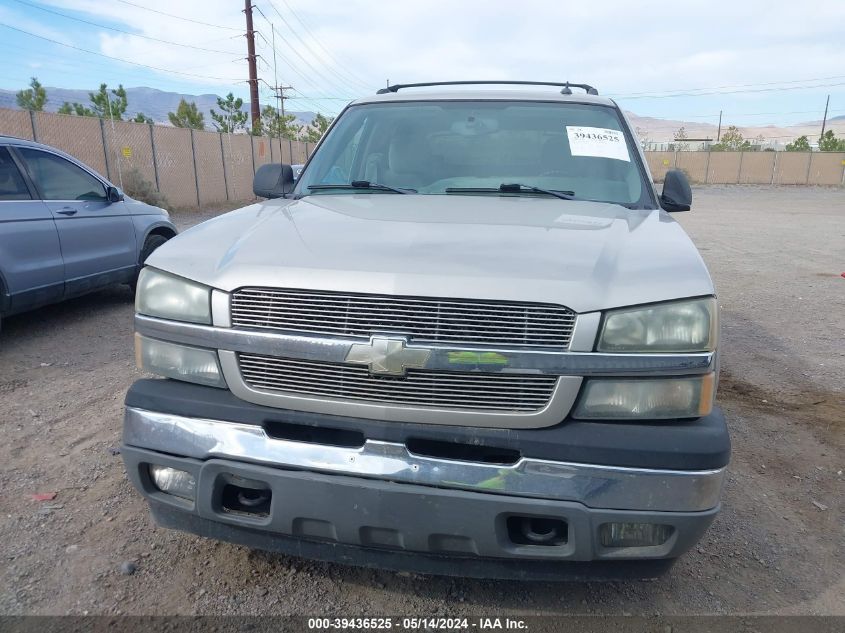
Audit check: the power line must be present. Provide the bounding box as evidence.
[249,24,357,113]
[0,23,244,83]
[11,0,240,55]
[613,75,845,99]
[113,0,241,31]
[652,109,845,119]
[252,30,327,99]
[618,82,845,100]
[263,0,370,93]
[252,4,356,100]
[271,0,371,89]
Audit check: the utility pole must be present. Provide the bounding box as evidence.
[270,25,293,118]
[244,0,260,133]
[820,94,830,140]
[275,86,293,117]
[716,110,722,142]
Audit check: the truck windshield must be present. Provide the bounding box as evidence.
[295,101,653,208]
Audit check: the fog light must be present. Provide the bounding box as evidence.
[149,465,196,500]
[599,522,674,548]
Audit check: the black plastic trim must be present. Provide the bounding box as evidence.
[125,379,731,470]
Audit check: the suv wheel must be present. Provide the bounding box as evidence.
[131,234,170,292]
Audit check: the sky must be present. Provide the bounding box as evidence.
[0,0,843,131]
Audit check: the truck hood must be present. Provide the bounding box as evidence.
[148,194,714,314]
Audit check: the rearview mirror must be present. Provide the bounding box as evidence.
[253,164,295,199]
[660,170,692,212]
[106,186,124,203]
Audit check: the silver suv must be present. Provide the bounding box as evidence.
[123,81,729,579]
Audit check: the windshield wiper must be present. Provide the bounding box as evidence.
[445,183,574,200]
[308,181,415,194]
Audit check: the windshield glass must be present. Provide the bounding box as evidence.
[295,101,652,207]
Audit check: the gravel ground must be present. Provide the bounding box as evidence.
[0,186,842,616]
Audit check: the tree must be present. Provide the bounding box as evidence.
[672,126,689,152]
[210,93,249,133]
[168,99,205,130]
[711,126,751,151]
[298,113,334,143]
[133,113,153,124]
[818,130,845,152]
[634,126,650,150]
[785,136,811,152]
[257,105,298,138]
[58,101,96,117]
[16,77,47,111]
[59,83,127,119]
[89,83,128,120]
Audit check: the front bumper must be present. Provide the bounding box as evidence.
[122,380,730,579]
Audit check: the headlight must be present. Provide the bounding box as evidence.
[135,334,226,387]
[598,297,718,352]
[573,374,715,420]
[135,268,211,324]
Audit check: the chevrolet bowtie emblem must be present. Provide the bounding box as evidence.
[345,336,431,376]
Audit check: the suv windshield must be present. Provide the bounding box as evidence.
[295,101,653,207]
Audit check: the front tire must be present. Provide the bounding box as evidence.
[131,234,170,292]
[140,234,169,265]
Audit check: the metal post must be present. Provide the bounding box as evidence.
[28,109,37,141]
[249,134,256,175]
[288,138,293,163]
[716,110,722,142]
[770,150,778,185]
[805,152,813,185]
[704,150,711,184]
[99,117,112,180]
[149,123,160,192]
[219,133,230,201]
[737,150,744,184]
[189,128,201,208]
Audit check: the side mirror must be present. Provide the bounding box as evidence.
[107,186,124,203]
[253,164,295,199]
[660,170,692,212]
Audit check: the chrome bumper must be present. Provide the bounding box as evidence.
[124,406,726,513]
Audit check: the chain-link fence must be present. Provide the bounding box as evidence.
[2,108,843,207]
[0,108,315,209]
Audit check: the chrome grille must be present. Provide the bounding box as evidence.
[238,353,558,412]
[231,288,576,349]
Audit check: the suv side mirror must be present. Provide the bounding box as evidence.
[660,170,692,212]
[107,186,124,203]
[253,164,295,199]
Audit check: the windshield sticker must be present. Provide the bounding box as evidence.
[566,126,630,162]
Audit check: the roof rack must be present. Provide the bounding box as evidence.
[376,80,599,96]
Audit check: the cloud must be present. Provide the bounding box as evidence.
[10,0,845,120]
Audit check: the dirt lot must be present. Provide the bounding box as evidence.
[0,186,842,615]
